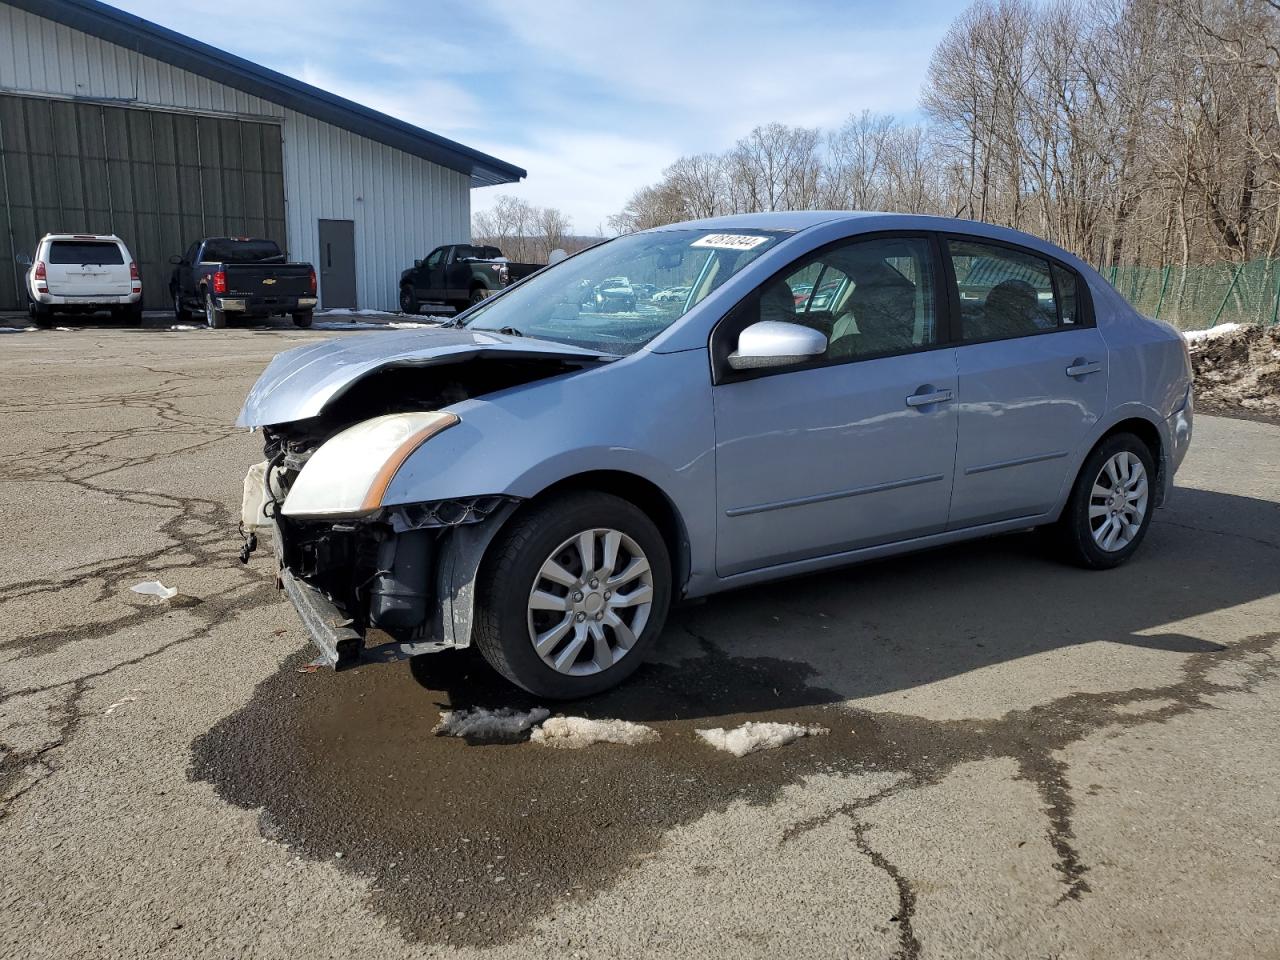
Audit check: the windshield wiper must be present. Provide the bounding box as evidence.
[496,326,523,337]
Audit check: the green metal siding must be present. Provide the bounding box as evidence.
[0,92,286,309]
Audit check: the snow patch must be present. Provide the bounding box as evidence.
[169,324,202,331]
[1183,322,1243,344]
[531,716,659,748]
[433,706,550,740]
[696,721,829,757]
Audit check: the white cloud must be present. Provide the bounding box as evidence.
[106,0,962,229]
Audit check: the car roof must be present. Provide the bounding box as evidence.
[41,233,124,242]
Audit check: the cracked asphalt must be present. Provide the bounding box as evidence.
[2,317,1279,960]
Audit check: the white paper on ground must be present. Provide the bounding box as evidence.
[130,580,177,599]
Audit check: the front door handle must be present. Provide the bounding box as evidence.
[905,389,953,408]
[1066,359,1102,377]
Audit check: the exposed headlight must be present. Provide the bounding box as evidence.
[281,412,459,518]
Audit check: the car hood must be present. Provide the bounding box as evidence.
[236,327,615,427]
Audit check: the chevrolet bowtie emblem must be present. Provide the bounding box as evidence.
[262,278,276,285]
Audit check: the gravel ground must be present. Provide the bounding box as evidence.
[1,319,1278,960]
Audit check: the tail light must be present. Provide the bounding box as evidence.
[212,270,227,294]
[308,267,317,294]
[129,261,141,293]
[33,260,47,292]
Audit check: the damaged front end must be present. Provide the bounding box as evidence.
[252,485,517,668]
[236,329,615,668]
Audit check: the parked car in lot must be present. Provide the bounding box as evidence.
[591,276,637,312]
[16,233,142,327]
[653,285,691,303]
[399,243,542,315]
[237,212,1194,699]
[170,237,316,328]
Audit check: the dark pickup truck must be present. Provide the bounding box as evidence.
[170,237,317,328]
[398,243,542,315]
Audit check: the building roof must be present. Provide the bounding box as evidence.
[7,0,526,188]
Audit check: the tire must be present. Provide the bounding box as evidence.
[469,287,488,307]
[473,491,672,699]
[173,290,191,324]
[123,302,143,325]
[292,310,314,329]
[204,292,226,329]
[399,285,420,315]
[30,300,53,328]
[1053,433,1156,569]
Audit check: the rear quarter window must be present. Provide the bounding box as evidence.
[47,242,124,265]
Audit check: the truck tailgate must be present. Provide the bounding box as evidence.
[225,265,311,298]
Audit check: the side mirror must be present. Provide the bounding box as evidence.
[15,253,32,267]
[168,254,184,266]
[727,321,827,371]
[414,259,423,268]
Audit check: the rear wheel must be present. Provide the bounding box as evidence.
[30,299,52,328]
[204,292,226,329]
[473,492,671,699]
[1053,433,1155,569]
[399,285,419,315]
[291,310,314,329]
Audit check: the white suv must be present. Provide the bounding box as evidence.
[18,234,143,327]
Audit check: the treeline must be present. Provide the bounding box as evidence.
[472,194,599,264]
[608,0,1280,270]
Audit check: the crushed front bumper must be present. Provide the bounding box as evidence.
[243,462,518,668]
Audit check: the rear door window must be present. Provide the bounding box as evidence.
[947,240,1059,341]
[47,241,123,265]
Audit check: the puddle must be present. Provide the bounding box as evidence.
[190,624,1277,950]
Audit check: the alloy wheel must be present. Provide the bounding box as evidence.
[526,527,654,676]
[1089,451,1148,551]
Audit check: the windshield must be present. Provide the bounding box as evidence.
[464,229,788,354]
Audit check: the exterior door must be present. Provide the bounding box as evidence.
[712,234,959,577]
[944,237,1109,527]
[318,219,357,308]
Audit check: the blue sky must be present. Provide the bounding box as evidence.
[109,0,966,233]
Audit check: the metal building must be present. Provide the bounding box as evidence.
[0,0,525,312]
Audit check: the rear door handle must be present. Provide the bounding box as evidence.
[905,389,953,408]
[1066,359,1102,377]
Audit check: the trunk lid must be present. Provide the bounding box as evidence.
[237,327,614,427]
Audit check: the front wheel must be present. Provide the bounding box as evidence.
[204,293,226,329]
[473,492,671,699]
[399,286,419,315]
[469,287,488,307]
[1053,433,1155,569]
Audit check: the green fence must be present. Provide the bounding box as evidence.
[1107,258,1280,331]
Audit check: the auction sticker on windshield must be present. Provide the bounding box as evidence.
[690,233,772,250]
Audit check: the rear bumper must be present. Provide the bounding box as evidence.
[35,292,140,306]
[217,295,317,313]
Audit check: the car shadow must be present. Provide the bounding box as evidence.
[408,485,1278,724]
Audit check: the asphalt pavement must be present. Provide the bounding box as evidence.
[1,319,1277,960]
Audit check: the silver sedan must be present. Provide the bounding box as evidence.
[238,212,1194,698]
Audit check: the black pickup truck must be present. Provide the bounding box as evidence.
[169,238,317,328]
[398,244,542,315]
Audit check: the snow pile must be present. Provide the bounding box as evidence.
[169,324,202,331]
[696,721,829,757]
[433,706,550,740]
[1183,322,1243,343]
[530,716,659,748]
